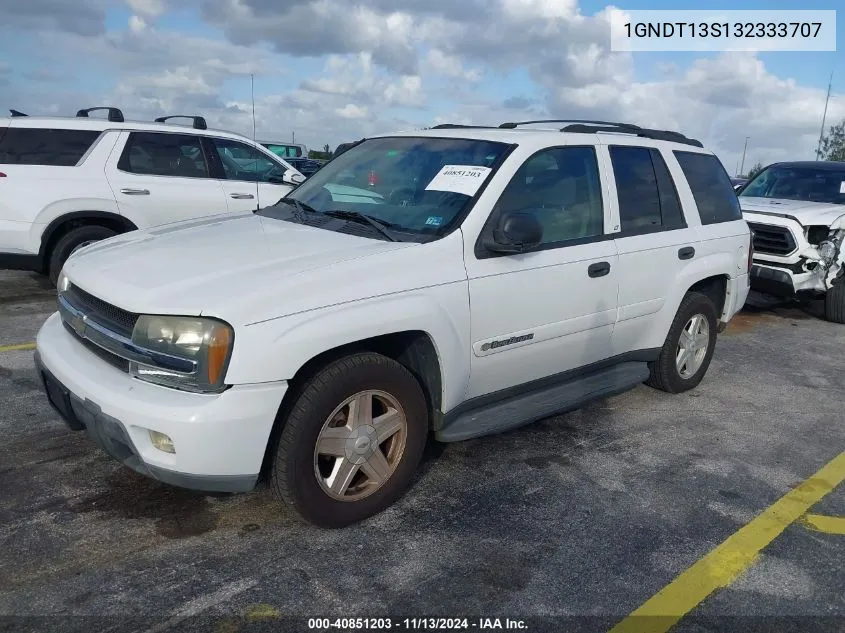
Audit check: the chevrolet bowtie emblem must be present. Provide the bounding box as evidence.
[71,314,86,336]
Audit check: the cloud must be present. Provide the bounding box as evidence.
[0,0,109,36]
[200,0,419,74]
[126,0,169,18]
[2,0,842,172]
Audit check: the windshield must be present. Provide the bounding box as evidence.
[264,136,510,239]
[740,164,845,205]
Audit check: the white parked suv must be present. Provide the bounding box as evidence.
[739,161,845,322]
[0,107,304,284]
[34,120,751,527]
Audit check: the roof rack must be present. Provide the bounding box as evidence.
[76,107,124,122]
[154,115,208,130]
[430,124,497,130]
[499,119,703,148]
[498,119,640,130]
[9,109,28,117]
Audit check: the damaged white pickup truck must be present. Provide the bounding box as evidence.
[740,161,845,323]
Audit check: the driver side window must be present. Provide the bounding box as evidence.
[210,138,283,183]
[495,146,604,246]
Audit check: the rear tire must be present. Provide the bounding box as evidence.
[48,225,117,285]
[646,292,718,394]
[823,279,845,324]
[270,352,428,528]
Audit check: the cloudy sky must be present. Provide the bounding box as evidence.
[1,0,843,175]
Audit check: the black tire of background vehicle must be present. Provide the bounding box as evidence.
[270,352,428,528]
[48,225,117,285]
[823,278,845,324]
[645,291,718,394]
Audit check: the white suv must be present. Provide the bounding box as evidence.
[739,161,845,322]
[34,120,751,527]
[0,107,304,284]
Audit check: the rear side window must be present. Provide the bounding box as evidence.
[0,128,100,166]
[674,151,742,225]
[609,146,687,234]
[263,143,302,158]
[118,132,209,178]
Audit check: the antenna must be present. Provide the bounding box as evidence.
[815,70,834,161]
[251,73,260,210]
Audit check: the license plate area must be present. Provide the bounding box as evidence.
[40,369,86,431]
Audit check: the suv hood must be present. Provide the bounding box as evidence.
[740,197,845,227]
[62,212,418,325]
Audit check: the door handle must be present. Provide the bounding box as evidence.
[587,261,611,278]
[120,188,149,195]
[678,246,695,260]
[230,193,255,199]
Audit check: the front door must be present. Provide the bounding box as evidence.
[205,137,294,212]
[464,145,620,399]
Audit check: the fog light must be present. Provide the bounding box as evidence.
[149,430,175,454]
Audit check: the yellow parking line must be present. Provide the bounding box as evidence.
[609,450,845,633]
[801,513,845,535]
[0,342,36,352]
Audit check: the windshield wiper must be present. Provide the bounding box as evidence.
[274,197,319,217]
[322,210,400,242]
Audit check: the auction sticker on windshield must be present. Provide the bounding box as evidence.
[425,165,492,197]
[839,181,845,194]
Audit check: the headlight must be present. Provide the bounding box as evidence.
[129,315,234,393]
[56,268,71,294]
[819,240,838,265]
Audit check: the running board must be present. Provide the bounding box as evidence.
[435,361,650,442]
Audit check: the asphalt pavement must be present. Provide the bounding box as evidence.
[0,270,843,633]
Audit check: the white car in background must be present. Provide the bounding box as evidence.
[0,107,304,284]
[740,161,845,322]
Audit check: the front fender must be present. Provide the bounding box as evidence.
[224,283,471,412]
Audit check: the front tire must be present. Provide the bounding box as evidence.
[48,225,117,285]
[646,292,718,394]
[823,278,845,324]
[270,352,428,528]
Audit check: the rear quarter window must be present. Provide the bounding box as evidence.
[0,127,101,166]
[673,151,742,225]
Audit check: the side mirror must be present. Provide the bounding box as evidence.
[484,211,543,254]
[284,169,306,186]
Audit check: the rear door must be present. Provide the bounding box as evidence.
[605,144,697,356]
[104,131,229,228]
[204,137,294,212]
[0,124,112,255]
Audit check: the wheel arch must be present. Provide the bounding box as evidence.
[39,211,138,266]
[258,329,445,481]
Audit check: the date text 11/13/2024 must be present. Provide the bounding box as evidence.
[307,618,528,630]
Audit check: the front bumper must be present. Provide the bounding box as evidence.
[749,264,796,297]
[35,312,288,492]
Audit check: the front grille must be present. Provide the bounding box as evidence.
[65,285,139,337]
[62,321,130,373]
[747,222,797,256]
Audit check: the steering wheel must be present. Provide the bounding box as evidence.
[387,187,416,207]
[306,186,334,209]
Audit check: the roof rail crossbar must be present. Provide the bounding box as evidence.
[9,109,28,117]
[499,119,642,130]
[561,123,703,148]
[430,124,497,129]
[154,115,208,130]
[76,107,124,122]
